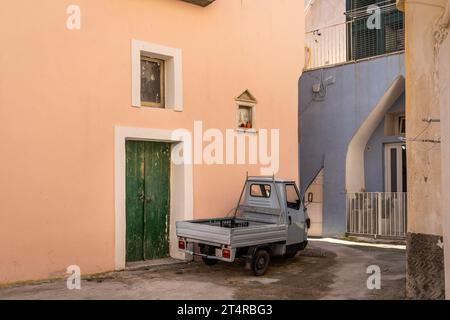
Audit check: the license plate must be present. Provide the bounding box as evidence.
[215,248,223,257]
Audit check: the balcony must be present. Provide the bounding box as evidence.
[305,2,404,70]
[181,0,216,7]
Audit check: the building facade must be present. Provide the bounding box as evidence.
[397,0,448,300]
[301,0,406,237]
[0,0,304,284]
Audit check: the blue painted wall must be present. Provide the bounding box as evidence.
[299,53,405,236]
[364,94,405,192]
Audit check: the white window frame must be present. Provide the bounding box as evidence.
[397,114,406,135]
[384,112,406,136]
[384,143,406,192]
[132,40,183,111]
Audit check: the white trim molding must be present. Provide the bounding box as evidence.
[345,76,405,193]
[114,126,193,270]
[132,40,183,111]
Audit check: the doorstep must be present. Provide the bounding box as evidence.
[126,258,186,271]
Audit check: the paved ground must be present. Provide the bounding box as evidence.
[0,240,406,300]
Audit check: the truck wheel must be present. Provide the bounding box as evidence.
[252,249,270,276]
[202,257,218,266]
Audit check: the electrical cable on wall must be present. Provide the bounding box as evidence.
[406,118,441,143]
[300,70,336,117]
[400,117,441,155]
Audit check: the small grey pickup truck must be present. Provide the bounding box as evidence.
[176,176,310,276]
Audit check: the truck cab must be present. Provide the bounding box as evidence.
[240,177,309,249]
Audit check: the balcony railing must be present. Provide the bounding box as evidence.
[305,2,404,70]
[305,22,349,69]
[346,192,407,239]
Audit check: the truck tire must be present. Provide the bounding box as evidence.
[202,257,218,266]
[252,249,270,276]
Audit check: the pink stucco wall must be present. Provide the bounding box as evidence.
[0,0,304,284]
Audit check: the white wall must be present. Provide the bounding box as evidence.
[305,0,347,68]
[305,0,346,31]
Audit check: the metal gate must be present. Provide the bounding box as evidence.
[346,192,407,238]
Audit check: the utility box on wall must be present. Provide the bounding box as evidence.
[181,0,216,7]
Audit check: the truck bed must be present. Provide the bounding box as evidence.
[176,218,288,248]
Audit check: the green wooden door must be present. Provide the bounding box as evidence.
[126,141,171,262]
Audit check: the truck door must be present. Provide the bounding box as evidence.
[285,183,307,245]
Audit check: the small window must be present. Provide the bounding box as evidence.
[384,112,406,136]
[250,184,271,198]
[132,40,183,110]
[286,184,301,210]
[140,55,164,108]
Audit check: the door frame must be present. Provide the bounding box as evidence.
[115,126,193,270]
[384,143,406,192]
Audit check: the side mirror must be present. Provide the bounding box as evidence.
[302,193,309,210]
[306,218,311,229]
